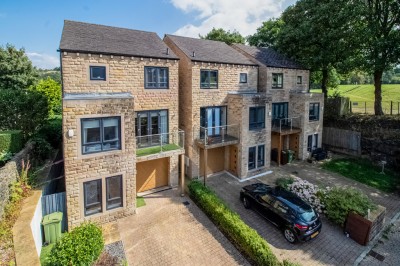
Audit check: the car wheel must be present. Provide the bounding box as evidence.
[284,228,297,243]
[242,197,251,209]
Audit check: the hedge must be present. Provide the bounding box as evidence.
[188,181,299,266]
[0,130,24,153]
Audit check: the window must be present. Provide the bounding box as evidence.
[81,117,121,154]
[106,175,123,210]
[200,70,218,88]
[90,66,106,81]
[257,145,265,167]
[309,103,320,121]
[307,134,319,152]
[248,147,256,170]
[297,76,302,84]
[84,179,102,216]
[272,73,283,88]
[248,144,265,170]
[249,106,265,130]
[145,67,168,88]
[135,110,168,147]
[240,73,247,83]
[200,106,226,137]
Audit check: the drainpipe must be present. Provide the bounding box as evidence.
[180,154,185,196]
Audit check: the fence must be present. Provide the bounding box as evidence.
[322,127,361,156]
[350,101,400,115]
[41,192,67,232]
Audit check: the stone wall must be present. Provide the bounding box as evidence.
[0,142,33,219]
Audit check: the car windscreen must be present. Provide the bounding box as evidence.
[299,209,317,222]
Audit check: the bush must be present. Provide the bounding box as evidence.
[321,187,376,226]
[188,181,298,266]
[275,177,294,189]
[0,130,24,153]
[36,117,62,148]
[32,137,52,160]
[30,78,61,117]
[45,222,104,266]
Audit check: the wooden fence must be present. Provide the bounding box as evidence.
[322,127,361,156]
[41,192,67,232]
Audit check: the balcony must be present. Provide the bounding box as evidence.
[195,125,239,149]
[136,130,184,157]
[271,117,302,135]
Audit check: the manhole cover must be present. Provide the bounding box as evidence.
[182,201,190,206]
[368,250,385,262]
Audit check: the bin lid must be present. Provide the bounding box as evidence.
[42,212,63,225]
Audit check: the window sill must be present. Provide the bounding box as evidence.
[308,119,320,123]
[271,87,283,89]
[84,206,125,219]
[78,149,123,160]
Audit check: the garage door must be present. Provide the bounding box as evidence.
[136,158,169,192]
[200,147,225,176]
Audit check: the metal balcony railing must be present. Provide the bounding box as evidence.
[195,124,239,147]
[136,130,184,157]
[271,117,302,133]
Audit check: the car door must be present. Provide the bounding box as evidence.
[271,200,290,227]
[255,194,279,226]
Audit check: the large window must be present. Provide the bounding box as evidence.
[135,110,168,147]
[145,67,168,89]
[200,106,226,137]
[83,175,123,216]
[249,106,265,130]
[90,66,106,81]
[84,179,102,216]
[272,73,283,88]
[248,144,265,170]
[81,117,121,154]
[307,134,319,152]
[200,70,218,88]
[309,103,320,121]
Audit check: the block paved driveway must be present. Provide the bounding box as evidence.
[207,160,400,266]
[118,188,249,266]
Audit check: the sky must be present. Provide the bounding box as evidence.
[0,0,296,69]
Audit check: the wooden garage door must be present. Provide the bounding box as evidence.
[136,158,169,193]
[200,147,225,176]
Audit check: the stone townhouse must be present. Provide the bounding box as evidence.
[232,44,324,165]
[60,20,184,229]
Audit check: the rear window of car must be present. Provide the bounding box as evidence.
[299,209,317,222]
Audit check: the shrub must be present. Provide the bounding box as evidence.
[286,177,326,213]
[32,137,52,160]
[0,130,24,153]
[36,117,62,148]
[45,222,104,266]
[275,177,294,189]
[0,151,13,167]
[321,187,376,226]
[30,78,61,117]
[188,181,298,266]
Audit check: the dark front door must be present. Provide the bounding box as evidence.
[272,102,288,127]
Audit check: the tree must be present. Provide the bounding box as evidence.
[31,77,61,116]
[247,18,284,47]
[360,0,400,115]
[276,0,363,98]
[0,44,38,90]
[200,28,245,44]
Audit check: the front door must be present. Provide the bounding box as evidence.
[272,102,288,127]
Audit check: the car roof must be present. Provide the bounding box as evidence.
[272,187,312,213]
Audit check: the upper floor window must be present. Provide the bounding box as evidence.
[200,70,218,89]
[272,73,283,88]
[81,117,121,154]
[249,106,265,130]
[240,73,247,83]
[90,66,106,81]
[309,103,320,121]
[297,76,302,84]
[145,67,168,89]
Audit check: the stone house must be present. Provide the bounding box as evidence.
[60,20,184,229]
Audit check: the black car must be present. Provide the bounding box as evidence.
[240,183,322,243]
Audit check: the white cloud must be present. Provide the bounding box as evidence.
[26,52,59,69]
[170,0,288,38]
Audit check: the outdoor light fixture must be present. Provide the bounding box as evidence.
[68,129,74,138]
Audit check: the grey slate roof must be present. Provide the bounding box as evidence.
[233,44,305,69]
[60,20,178,60]
[165,35,256,66]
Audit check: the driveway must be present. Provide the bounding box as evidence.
[118,188,249,266]
[207,161,400,266]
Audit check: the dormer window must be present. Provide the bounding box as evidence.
[90,66,106,81]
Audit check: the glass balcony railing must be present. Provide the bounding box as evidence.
[195,124,239,147]
[136,130,184,157]
[271,117,302,133]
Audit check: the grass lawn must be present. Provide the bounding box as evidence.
[136,143,181,157]
[40,243,55,265]
[136,197,146,208]
[322,158,400,193]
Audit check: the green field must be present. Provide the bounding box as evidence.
[311,84,400,114]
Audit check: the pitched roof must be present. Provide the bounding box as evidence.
[59,20,178,60]
[165,35,256,66]
[233,44,305,69]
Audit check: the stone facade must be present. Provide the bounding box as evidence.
[62,52,181,228]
